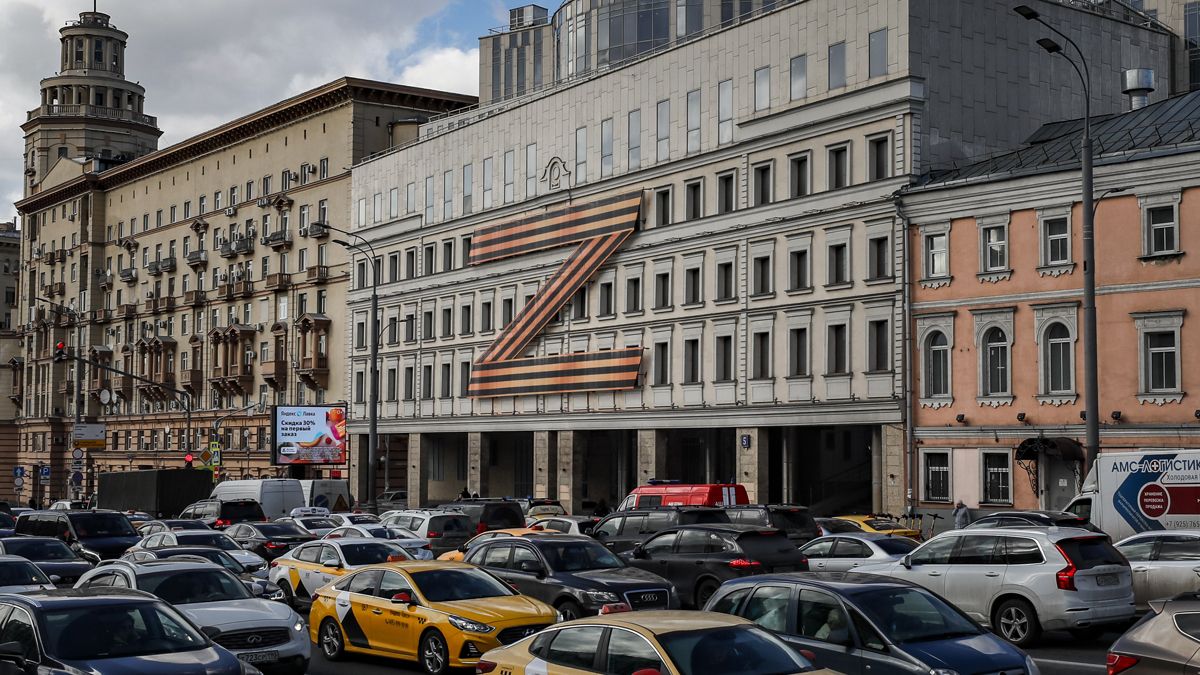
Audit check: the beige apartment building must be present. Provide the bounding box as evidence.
[12,9,473,505]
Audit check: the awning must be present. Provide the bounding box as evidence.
[1016,437,1085,463]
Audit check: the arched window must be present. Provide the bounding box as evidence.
[924,331,950,398]
[983,328,1009,396]
[1044,323,1073,394]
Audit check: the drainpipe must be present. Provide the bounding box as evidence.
[894,195,917,518]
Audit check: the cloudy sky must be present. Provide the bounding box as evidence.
[0,0,512,222]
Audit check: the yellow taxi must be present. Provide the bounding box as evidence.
[476,609,829,674]
[833,514,922,539]
[268,537,410,605]
[437,527,554,562]
[310,560,558,674]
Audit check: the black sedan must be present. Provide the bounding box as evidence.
[0,537,94,586]
[620,524,809,608]
[464,534,677,620]
[224,521,316,560]
[120,545,285,601]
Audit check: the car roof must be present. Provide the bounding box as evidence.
[720,571,924,593]
[359,560,475,573]
[555,610,754,633]
[1117,529,1200,542]
[149,546,227,555]
[936,526,1099,541]
[980,510,1077,519]
[727,504,811,511]
[612,506,725,515]
[105,559,218,573]
[0,587,159,608]
[662,523,780,534]
[810,532,911,543]
[481,527,553,536]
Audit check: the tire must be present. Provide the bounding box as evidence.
[278,581,296,608]
[419,629,450,675]
[694,579,721,610]
[318,618,346,661]
[556,600,585,622]
[993,598,1042,648]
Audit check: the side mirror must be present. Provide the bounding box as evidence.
[49,575,61,584]
[322,561,343,569]
[244,580,263,596]
[200,626,222,640]
[457,544,469,553]
[0,641,26,667]
[632,546,648,560]
[517,560,545,577]
[391,591,415,605]
[594,529,608,539]
[902,554,913,569]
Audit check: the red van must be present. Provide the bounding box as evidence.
[616,481,749,510]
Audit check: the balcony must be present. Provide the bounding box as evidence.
[118,303,137,319]
[56,311,72,328]
[264,273,290,291]
[306,265,330,283]
[236,280,255,297]
[90,308,111,323]
[150,296,176,314]
[232,238,254,256]
[215,283,234,301]
[262,359,287,389]
[50,282,65,296]
[49,249,67,265]
[305,222,330,239]
[118,267,137,283]
[218,241,236,259]
[112,375,132,399]
[159,257,176,273]
[26,104,157,127]
[185,250,208,267]
[99,272,114,290]
[184,290,206,306]
[180,369,203,392]
[146,260,161,276]
[57,380,74,395]
[297,355,329,388]
[262,230,293,250]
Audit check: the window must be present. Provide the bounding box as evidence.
[605,629,662,674]
[442,171,454,220]
[654,272,672,309]
[752,331,771,378]
[754,66,771,111]
[983,452,1012,504]
[923,451,950,502]
[1144,330,1180,393]
[868,320,890,371]
[460,361,471,397]
[503,150,515,203]
[575,127,587,184]
[716,334,734,380]
[443,241,455,272]
[828,145,849,189]
[424,176,434,223]
[790,55,807,99]
[718,79,733,144]
[1042,216,1071,266]
[867,236,890,280]
[789,154,810,198]
[827,324,848,374]
[684,180,703,220]
[869,28,889,78]
[925,232,948,278]
[598,282,614,315]
[982,328,1010,396]
[752,163,772,206]
[403,367,414,399]
[684,267,702,304]
[789,328,808,376]
[502,298,514,327]
[982,223,1008,272]
[1146,204,1179,255]
[683,339,700,383]
[924,331,951,398]
[653,342,670,385]
[421,365,433,399]
[626,276,642,313]
[480,302,493,332]
[717,172,736,213]
[600,119,614,177]
[655,188,672,227]
[868,136,890,181]
[829,42,846,88]
[628,109,642,170]
[685,90,701,154]
[1044,323,1074,394]
[656,100,670,161]
[546,627,606,670]
[827,243,848,285]
[523,145,535,199]
[752,255,772,295]
[716,261,735,300]
[460,304,473,334]
[440,363,452,398]
[789,248,810,290]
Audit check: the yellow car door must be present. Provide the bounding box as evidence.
[309,544,345,592]
[375,570,422,658]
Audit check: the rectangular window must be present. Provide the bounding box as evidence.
[686,89,701,154]
[575,127,588,184]
[1145,331,1179,392]
[718,79,733,144]
[684,180,703,220]
[1044,217,1070,265]
[828,145,849,189]
[502,298,514,327]
[869,28,889,78]
[654,271,672,309]
[868,136,891,181]
[716,334,733,380]
[925,233,948,278]
[482,158,493,209]
[422,311,434,340]
[423,244,435,276]
[422,365,433,399]
[386,368,398,401]
[571,287,587,320]
[754,66,771,111]
[789,249,810,290]
[983,224,1008,271]
[442,171,453,220]
[717,172,736,214]
[407,182,417,213]
[440,363,452,399]
[716,261,735,300]
[600,119,614,177]
[442,240,454,272]
[982,452,1012,504]
[752,163,772,206]
[403,367,415,400]
[827,244,849,285]
[655,188,672,227]
[503,150,515,203]
[1146,205,1178,254]
[788,328,808,376]
[424,176,434,223]
[684,267,702,304]
[480,301,493,332]
[790,55,807,100]
[626,276,642,313]
[827,324,848,374]
[460,362,471,397]
[653,342,671,385]
[868,236,890,279]
[752,256,772,295]
[463,163,474,214]
[599,281,614,315]
[829,42,846,89]
[389,187,400,218]
[441,307,453,337]
[683,339,700,383]
[524,144,536,199]
[752,331,771,378]
[868,319,890,371]
[923,451,950,502]
[628,109,642,171]
[789,154,810,197]
[656,99,670,162]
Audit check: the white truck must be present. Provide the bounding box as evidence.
[1064,449,1200,542]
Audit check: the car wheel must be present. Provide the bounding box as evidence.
[419,629,450,675]
[694,579,720,609]
[278,580,296,608]
[994,598,1041,648]
[318,618,346,661]
[556,600,585,621]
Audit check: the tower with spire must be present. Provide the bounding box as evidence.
[20,8,162,197]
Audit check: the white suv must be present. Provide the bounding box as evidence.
[856,527,1134,647]
[377,509,473,557]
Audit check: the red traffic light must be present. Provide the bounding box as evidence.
[184,453,194,463]
[55,341,65,350]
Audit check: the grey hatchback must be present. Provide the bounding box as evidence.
[1108,592,1200,674]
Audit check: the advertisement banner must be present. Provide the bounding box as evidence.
[272,405,347,465]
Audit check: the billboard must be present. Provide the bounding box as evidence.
[272,405,347,465]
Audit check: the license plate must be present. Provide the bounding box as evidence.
[237,650,279,664]
[1096,574,1119,587]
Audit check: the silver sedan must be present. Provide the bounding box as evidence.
[799,532,921,572]
[1114,530,1200,610]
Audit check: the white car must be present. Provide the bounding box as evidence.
[268,538,413,605]
[1114,529,1200,610]
[75,559,309,674]
[326,512,380,527]
[324,524,433,559]
[274,515,339,538]
[0,555,56,592]
[131,530,267,572]
[856,527,1135,647]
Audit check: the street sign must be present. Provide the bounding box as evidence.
[13,477,23,489]
[73,423,106,449]
[70,472,83,486]
[11,467,23,478]
[39,466,50,479]
[71,448,83,460]
[211,449,222,466]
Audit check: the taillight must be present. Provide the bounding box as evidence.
[427,531,441,538]
[1054,543,1077,591]
[269,560,279,568]
[475,660,498,674]
[265,541,285,549]
[1107,653,1139,675]
[728,558,762,570]
[214,518,230,528]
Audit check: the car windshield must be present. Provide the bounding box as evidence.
[140,568,252,604]
[854,587,981,644]
[68,513,137,538]
[1058,537,1126,569]
[657,625,812,675]
[0,513,14,529]
[529,505,567,516]
[300,518,337,529]
[411,568,516,602]
[864,519,907,531]
[769,509,815,532]
[42,603,209,660]
[3,539,76,561]
[165,521,208,530]
[0,561,51,586]
[540,541,624,572]
[160,549,243,573]
[340,542,410,565]
[176,533,239,551]
[875,538,920,555]
[342,514,380,524]
[222,502,265,521]
[255,523,308,537]
[430,515,471,533]
[822,519,862,534]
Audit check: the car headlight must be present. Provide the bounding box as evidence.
[292,617,305,632]
[930,670,959,675]
[585,590,620,603]
[448,615,494,634]
[1025,656,1041,675]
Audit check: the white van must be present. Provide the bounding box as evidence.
[298,479,353,511]
[210,479,305,520]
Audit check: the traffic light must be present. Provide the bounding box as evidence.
[53,341,67,362]
[184,453,194,469]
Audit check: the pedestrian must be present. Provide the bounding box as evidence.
[953,499,971,529]
[26,496,35,510]
[458,486,470,500]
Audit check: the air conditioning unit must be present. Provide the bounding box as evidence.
[298,227,308,237]
[288,172,300,183]
[67,214,75,222]
[255,323,265,332]
[306,164,317,174]
[223,206,237,217]
[256,197,271,208]
[145,290,156,299]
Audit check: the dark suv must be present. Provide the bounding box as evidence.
[15,510,141,560]
[464,534,677,620]
[726,505,819,545]
[593,507,730,554]
[436,499,525,534]
[178,499,266,529]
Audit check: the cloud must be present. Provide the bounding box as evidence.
[0,0,485,221]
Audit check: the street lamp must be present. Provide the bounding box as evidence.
[1014,5,1099,474]
[325,230,380,514]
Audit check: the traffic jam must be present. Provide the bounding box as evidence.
[0,456,1191,675]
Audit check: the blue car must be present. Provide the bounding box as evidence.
[0,587,257,674]
[704,572,1037,675]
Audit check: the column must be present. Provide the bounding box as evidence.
[636,429,667,485]
[882,424,906,515]
[735,427,769,505]
[467,431,488,497]
[781,429,796,504]
[532,430,556,498]
[556,431,586,513]
[871,426,884,513]
[406,433,428,509]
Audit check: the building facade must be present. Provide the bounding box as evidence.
[903,90,1200,515]
[351,0,1169,514]
[12,10,474,505]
